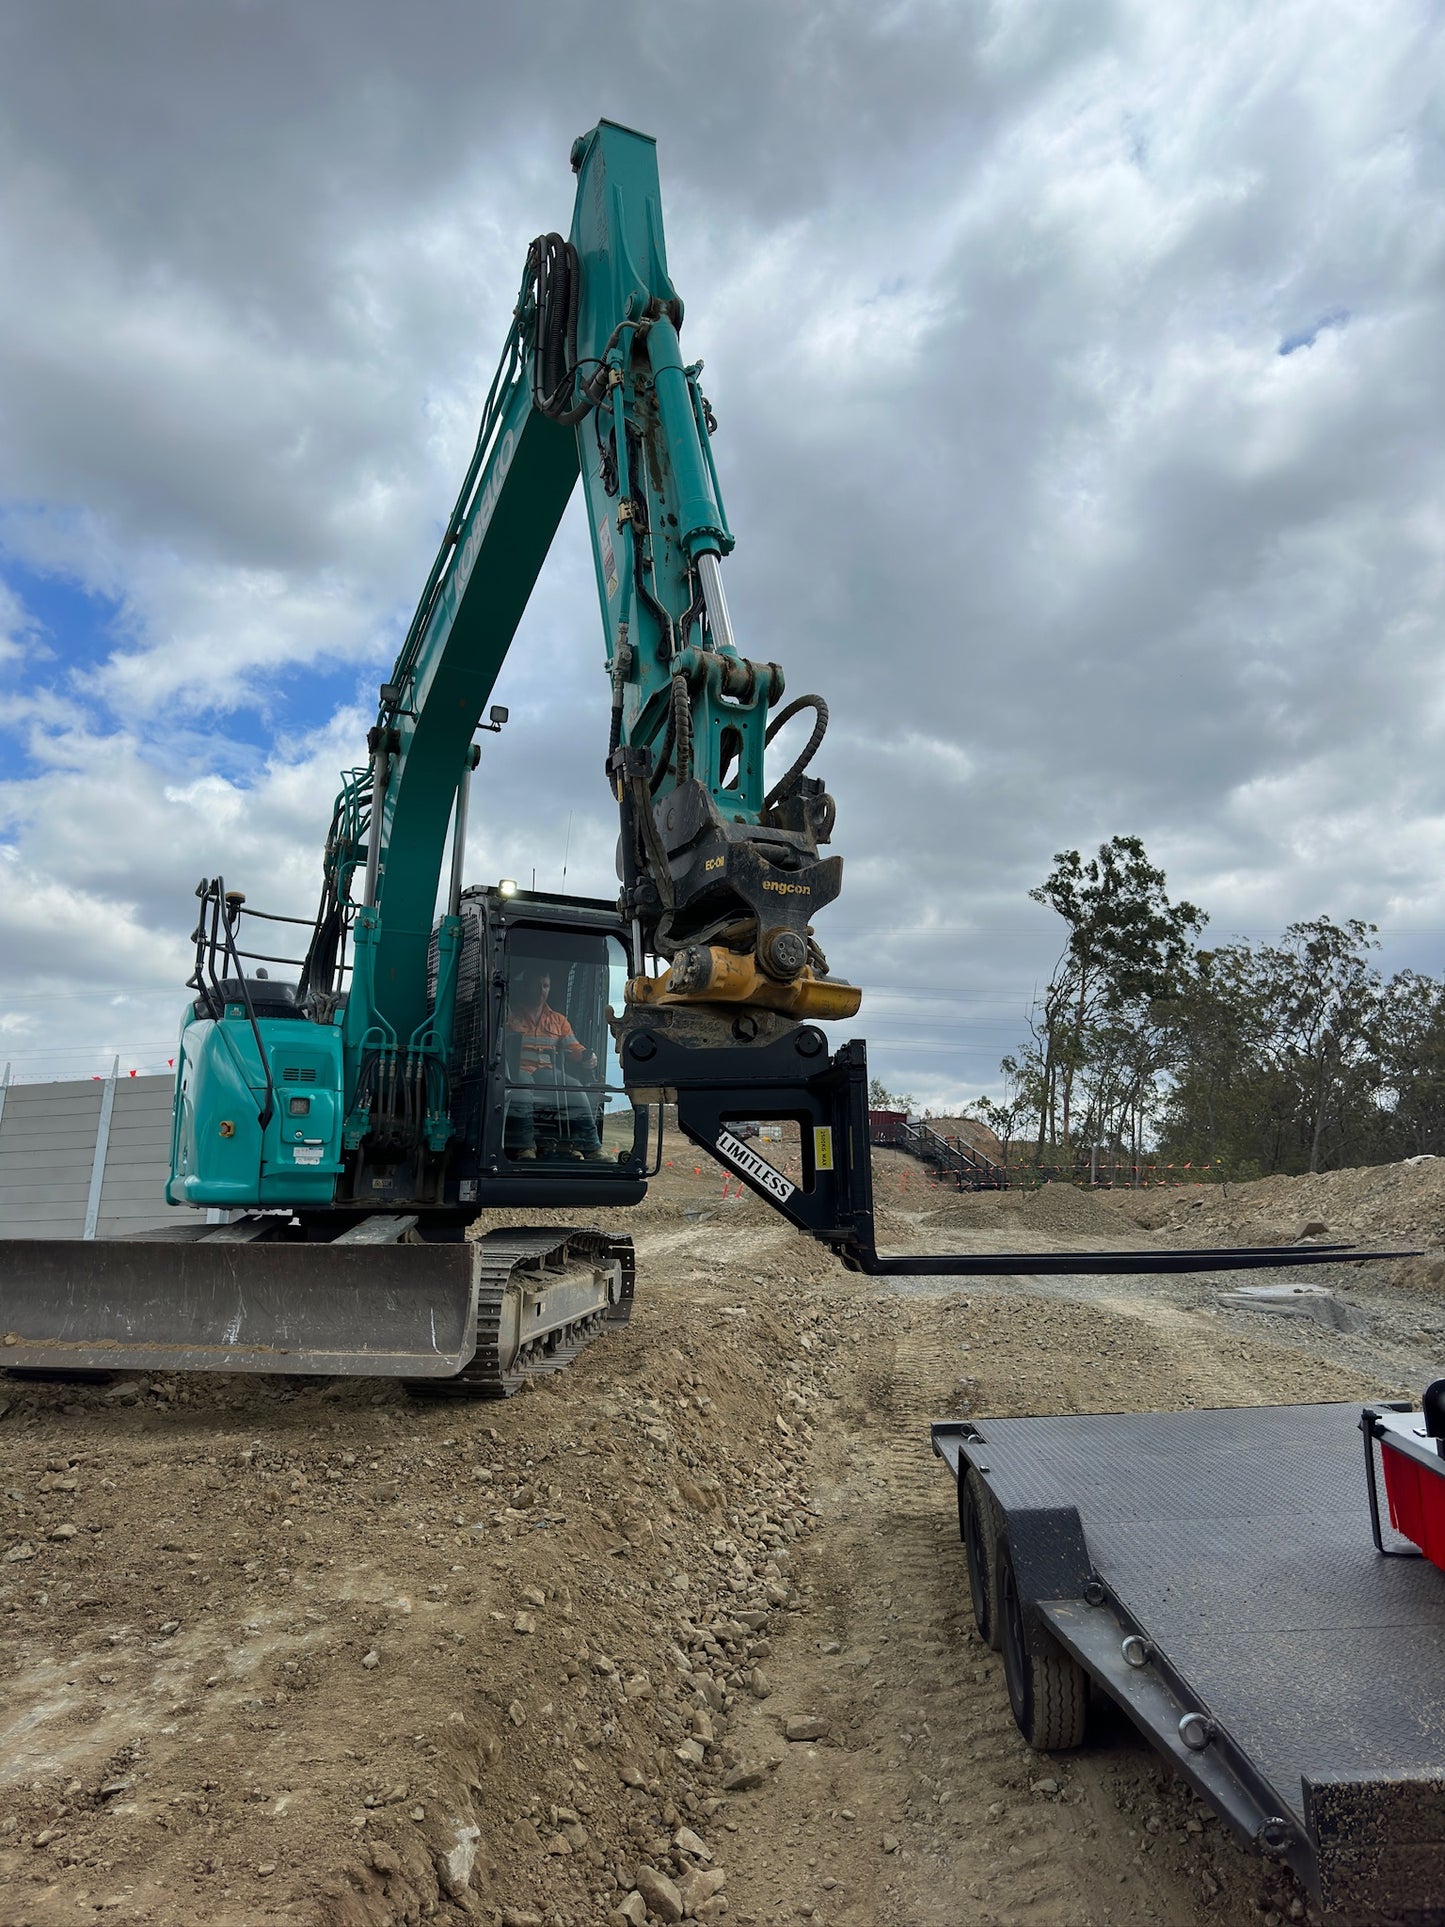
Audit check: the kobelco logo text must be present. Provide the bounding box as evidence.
[452,429,516,602]
[715,1129,795,1203]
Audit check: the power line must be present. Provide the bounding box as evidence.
[0,989,185,1005]
[0,1041,176,1061]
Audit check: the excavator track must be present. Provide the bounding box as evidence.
[405,1227,635,1400]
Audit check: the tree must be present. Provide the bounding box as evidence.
[1269,918,1382,1173]
[868,1077,914,1113]
[974,1054,1036,1161]
[1028,837,1205,1159]
[1073,1005,1175,1181]
[1160,919,1385,1174]
[1001,847,1433,1178]
[1376,971,1445,1157]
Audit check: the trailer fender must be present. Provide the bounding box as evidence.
[997,1504,1093,1654]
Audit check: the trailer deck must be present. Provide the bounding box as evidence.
[932,1401,1445,1918]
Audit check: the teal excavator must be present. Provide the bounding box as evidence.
[0,123,1392,1393]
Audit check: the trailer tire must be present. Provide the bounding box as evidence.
[998,1544,1088,1750]
[961,1470,1004,1651]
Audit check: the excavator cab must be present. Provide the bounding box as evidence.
[448,886,649,1205]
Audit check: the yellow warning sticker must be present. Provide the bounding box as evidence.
[813,1126,833,1171]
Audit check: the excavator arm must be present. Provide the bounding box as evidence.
[564,125,848,1005]
[306,120,855,1083]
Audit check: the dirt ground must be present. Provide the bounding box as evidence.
[2,1150,1442,1927]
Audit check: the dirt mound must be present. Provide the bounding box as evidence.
[915,1190,1023,1231]
[898,1176,1147,1248]
[1016,1181,1145,1240]
[921,1115,1006,1163]
[1386,1255,1445,1294]
[1096,1156,1445,1255]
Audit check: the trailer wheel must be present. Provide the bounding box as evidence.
[998,1544,1088,1750]
[961,1471,1004,1651]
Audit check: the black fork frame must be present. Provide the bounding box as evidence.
[623,1022,1413,1279]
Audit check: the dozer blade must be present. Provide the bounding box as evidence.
[0,1229,483,1378]
[0,1220,634,1393]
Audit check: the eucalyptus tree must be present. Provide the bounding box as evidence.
[1028,836,1205,1159]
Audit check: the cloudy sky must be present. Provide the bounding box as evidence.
[1,0,1443,1110]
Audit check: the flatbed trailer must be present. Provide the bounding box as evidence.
[931,1402,1445,1920]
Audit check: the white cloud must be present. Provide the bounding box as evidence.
[0,0,1443,1106]
[0,575,35,667]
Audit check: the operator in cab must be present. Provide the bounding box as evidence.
[505,963,609,1162]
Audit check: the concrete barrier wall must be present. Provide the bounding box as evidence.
[0,1071,191,1239]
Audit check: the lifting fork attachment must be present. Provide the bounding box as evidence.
[621,1018,1416,1279]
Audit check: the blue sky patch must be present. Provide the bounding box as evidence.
[0,550,378,783]
[1278,307,1351,356]
[0,554,123,675]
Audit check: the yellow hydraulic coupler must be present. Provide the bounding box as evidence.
[627,944,862,1019]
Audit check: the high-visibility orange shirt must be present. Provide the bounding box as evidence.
[507,1001,586,1077]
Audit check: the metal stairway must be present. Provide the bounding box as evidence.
[879,1115,1008,1190]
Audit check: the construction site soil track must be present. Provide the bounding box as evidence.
[1,1150,1441,1927]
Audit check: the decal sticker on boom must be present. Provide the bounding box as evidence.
[715,1129,796,1203]
[599,516,619,599]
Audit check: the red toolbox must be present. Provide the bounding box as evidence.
[1365,1391,1445,1570]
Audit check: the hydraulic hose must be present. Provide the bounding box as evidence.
[763,694,828,811]
[527,234,599,426]
[647,675,696,795]
[671,675,694,787]
[647,705,675,796]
